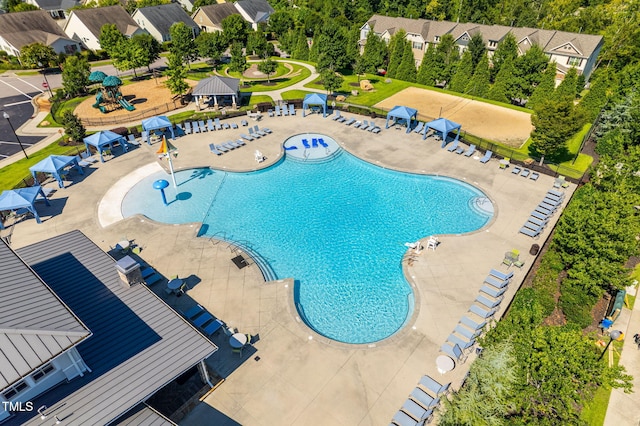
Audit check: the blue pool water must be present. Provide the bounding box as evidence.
[122,138,492,344]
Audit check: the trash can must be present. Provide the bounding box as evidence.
[530,244,540,255]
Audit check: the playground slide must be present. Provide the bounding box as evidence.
[92,91,104,108]
[99,106,107,114]
[118,98,136,111]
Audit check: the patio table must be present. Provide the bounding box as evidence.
[436,355,455,374]
[230,333,247,348]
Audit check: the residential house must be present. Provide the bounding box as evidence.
[0,230,218,425]
[24,0,80,19]
[64,5,147,51]
[0,10,81,57]
[132,3,199,43]
[234,0,273,30]
[191,3,238,33]
[360,14,603,81]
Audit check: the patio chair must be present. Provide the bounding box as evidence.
[454,324,481,341]
[282,104,290,116]
[523,221,544,233]
[235,139,246,146]
[490,269,513,281]
[127,134,140,146]
[231,123,239,129]
[241,119,249,126]
[248,127,260,138]
[520,168,530,178]
[553,175,568,188]
[215,144,229,153]
[275,105,281,116]
[475,294,503,309]
[392,410,421,426]
[312,138,319,148]
[511,166,522,175]
[268,109,274,117]
[460,315,486,331]
[184,122,192,134]
[530,172,540,181]
[409,387,439,409]
[254,125,267,136]
[353,120,362,129]
[203,319,224,336]
[543,196,562,207]
[502,249,519,267]
[214,118,222,130]
[372,126,381,134]
[447,333,475,351]
[302,139,311,149]
[198,120,207,132]
[361,120,370,130]
[206,119,215,131]
[440,342,467,363]
[484,275,509,289]
[222,122,230,130]
[332,110,342,121]
[519,226,541,238]
[463,144,476,157]
[231,347,243,357]
[413,122,424,134]
[528,216,548,227]
[479,150,493,163]
[221,142,236,150]
[548,189,564,199]
[367,121,377,131]
[499,157,510,169]
[344,118,355,126]
[446,140,459,152]
[480,284,507,299]
[181,304,205,321]
[318,138,329,148]
[401,399,431,422]
[192,121,200,133]
[209,143,223,155]
[261,127,272,134]
[530,210,550,221]
[193,312,213,328]
[419,375,451,396]
[289,104,295,115]
[469,303,498,319]
[240,134,254,141]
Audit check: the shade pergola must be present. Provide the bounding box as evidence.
[84,131,127,162]
[302,93,328,118]
[29,155,83,189]
[422,118,462,147]
[0,186,50,226]
[385,106,418,133]
[141,116,175,145]
[192,76,240,110]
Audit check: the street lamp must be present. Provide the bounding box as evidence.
[38,62,53,98]
[3,112,28,159]
[599,329,623,361]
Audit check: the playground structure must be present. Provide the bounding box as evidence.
[89,72,136,114]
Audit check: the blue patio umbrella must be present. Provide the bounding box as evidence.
[83,131,128,162]
[29,155,83,188]
[302,93,328,118]
[423,118,462,147]
[0,186,50,226]
[385,106,418,133]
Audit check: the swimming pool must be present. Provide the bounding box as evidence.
[122,134,492,343]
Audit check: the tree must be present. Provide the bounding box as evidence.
[257,58,278,83]
[513,45,549,99]
[165,52,189,98]
[554,67,579,102]
[313,22,349,72]
[395,41,416,82]
[435,34,460,84]
[487,55,516,103]
[130,33,161,72]
[222,14,249,45]
[490,33,518,81]
[11,2,37,11]
[386,30,407,78]
[416,43,438,86]
[62,55,90,97]
[353,55,366,83]
[449,50,473,93]
[99,23,126,54]
[247,29,271,58]
[466,53,490,97]
[291,29,310,61]
[60,111,85,144]
[361,30,387,73]
[192,0,217,8]
[169,22,198,69]
[268,10,294,39]
[530,98,584,163]
[19,43,56,68]
[467,33,486,69]
[229,42,248,73]
[321,69,343,95]
[196,31,227,67]
[527,63,556,110]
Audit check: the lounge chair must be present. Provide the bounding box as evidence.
[454,324,481,341]
[372,126,381,133]
[289,104,295,115]
[528,216,548,227]
[222,122,230,130]
[301,139,311,149]
[221,142,235,150]
[344,118,355,126]
[332,110,341,121]
[215,144,229,152]
[209,143,223,155]
[227,140,241,148]
[523,221,544,233]
[261,127,272,134]
[413,122,424,134]
[530,210,550,221]
[241,119,248,126]
[401,399,431,422]
[231,123,239,129]
[207,119,215,132]
[311,138,319,148]
[392,410,422,426]
[484,275,509,289]
[548,189,564,198]
[282,104,289,116]
[361,120,370,130]
[520,226,541,238]
[240,134,254,142]
[126,134,140,147]
[535,204,554,215]
[446,140,459,152]
[475,294,502,309]
[214,118,222,130]
[254,125,267,136]
[234,139,246,146]
[543,196,562,206]
[192,121,200,133]
[480,284,507,298]
[530,172,540,181]
[511,166,522,174]
[447,333,475,351]
[367,121,377,131]
[353,120,362,129]
[275,105,281,116]
[469,304,497,319]
[440,342,467,362]
[141,131,149,145]
[410,387,439,409]
[183,122,192,134]
[419,375,451,396]
[248,128,260,138]
[546,193,563,203]
[463,144,476,157]
[520,169,530,178]
[268,109,274,117]
[479,150,492,163]
[460,315,486,331]
[203,319,224,336]
[489,268,513,281]
[193,312,213,328]
[318,138,328,148]
[198,120,207,132]
[182,304,205,321]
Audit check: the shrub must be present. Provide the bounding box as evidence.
[560,280,596,328]
[110,127,128,136]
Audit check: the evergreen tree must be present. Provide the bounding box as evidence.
[292,29,310,61]
[229,42,248,73]
[487,55,516,103]
[321,69,343,95]
[528,63,557,110]
[395,41,416,82]
[361,30,387,73]
[165,52,189,98]
[60,111,85,144]
[466,53,490,97]
[554,67,579,102]
[467,33,486,69]
[490,33,518,81]
[416,43,438,86]
[513,45,549,99]
[221,14,249,45]
[530,98,585,163]
[435,34,460,85]
[386,30,406,78]
[449,50,473,93]
[353,55,366,83]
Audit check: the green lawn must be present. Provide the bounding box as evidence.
[281,90,314,100]
[39,96,90,127]
[244,94,273,106]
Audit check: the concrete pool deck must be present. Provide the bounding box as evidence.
[5,112,573,425]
